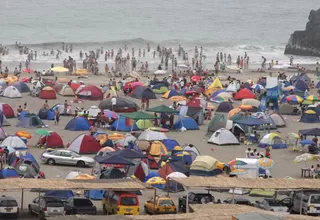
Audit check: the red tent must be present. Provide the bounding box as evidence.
[70,83,82,91]
[234,88,256,100]
[143,155,158,169]
[39,86,57,99]
[187,97,202,108]
[0,103,15,118]
[38,131,64,148]
[158,163,175,179]
[68,134,101,154]
[77,85,103,100]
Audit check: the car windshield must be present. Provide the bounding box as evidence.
[71,152,81,157]
[267,200,281,206]
[0,200,18,207]
[159,199,174,206]
[120,197,137,206]
[47,201,64,207]
[310,195,320,204]
[73,199,93,207]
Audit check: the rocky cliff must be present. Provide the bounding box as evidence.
[284,8,320,57]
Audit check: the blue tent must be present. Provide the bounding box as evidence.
[111,116,138,131]
[294,80,308,91]
[0,110,3,126]
[144,172,160,182]
[84,190,105,200]
[38,108,55,120]
[17,114,45,128]
[18,111,30,120]
[163,90,179,98]
[11,152,40,167]
[127,142,143,153]
[316,81,320,89]
[173,116,199,130]
[65,116,90,131]
[161,139,180,151]
[44,190,74,200]
[0,167,19,179]
[12,82,31,93]
[300,112,320,123]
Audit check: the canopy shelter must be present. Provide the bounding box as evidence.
[146,105,179,114]
[234,117,269,126]
[106,149,146,159]
[95,155,135,165]
[299,128,320,137]
[120,112,158,120]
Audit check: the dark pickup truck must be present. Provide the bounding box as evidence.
[178,192,214,212]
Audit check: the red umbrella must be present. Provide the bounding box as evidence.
[191,76,202,82]
[23,68,33,73]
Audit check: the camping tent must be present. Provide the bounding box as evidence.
[68,134,101,154]
[147,105,179,114]
[234,88,256,100]
[0,136,28,150]
[0,167,19,179]
[161,139,180,151]
[161,90,179,99]
[270,113,286,127]
[86,106,101,117]
[190,155,222,176]
[38,108,55,120]
[58,85,75,96]
[258,133,287,149]
[39,86,57,99]
[65,116,90,131]
[242,99,261,108]
[152,83,168,94]
[207,114,227,133]
[216,102,234,113]
[37,131,64,148]
[129,86,157,99]
[98,97,139,112]
[136,119,154,129]
[173,116,199,130]
[158,160,189,179]
[3,86,22,98]
[148,141,168,156]
[111,116,139,131]
[138,128,168,141]
[182,145,200,161]
[51,104,72,116]
[184,107,204,125]
[17,114,45,128]
[300,110,320,123]
[208,78,223,90]
[12,82,30,93]
[208,128,240,145]
[279,103,295,115]
[77,85,103,100]
[0,103,15,118]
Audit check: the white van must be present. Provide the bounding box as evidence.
[291,191,320,215]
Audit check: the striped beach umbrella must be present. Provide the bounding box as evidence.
[306,95,319,102]
[286,95,303,104]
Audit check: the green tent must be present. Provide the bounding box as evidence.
[120,112,158,120]
[146,105,179,113]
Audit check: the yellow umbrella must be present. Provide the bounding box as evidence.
[228,108,241,119]
[169,96,186,101]
[51,66,69,73]
[75,69,88,75]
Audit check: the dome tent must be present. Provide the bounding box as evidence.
[300,110,320,123]
[77,85,103,100]
[0,103,15,118]
[65,117,90,131]
[129,86,157,99]
[208,128,240,145]
[0,136,28,150]
[39,86,57,99]
[58,85,75,96]
[37,131,64,148]
[279,103,295,115]
[86,106,101,117]
[234,88,256,100]
[173,116,199,130]
[12,82,31,93]
[216,102,234,113]
[68,134,101,154]
[270,113,286,127]
[98,97,139,112]
[17,114,45,128]
[207,114,227,133]
[111,116,139,131]
[3,86,22,98]
[258,133,287,149]
[38,108,55,120]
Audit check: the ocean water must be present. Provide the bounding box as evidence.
[0,0,319,69]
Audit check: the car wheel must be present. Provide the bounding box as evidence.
[76,160,85,167]
[28,205,32,214]
[47,159,55,165]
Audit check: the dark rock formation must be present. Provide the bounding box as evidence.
[284,8,320,57]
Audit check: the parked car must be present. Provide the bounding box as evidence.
[290,190,320,215]
[254,198,291,213]
[63,197,96,215]
[0,195,19,218]
[28,196,65,219]
[223,198,252,206]
[144,195,177,214]
[178,192,214,212]
[40,149,94,167]
[102,191,140,215]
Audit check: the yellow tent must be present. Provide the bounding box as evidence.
[51,66,69,72]
[75,69,88,75]
[136,119,154,129]
[208,78,223,90]
[149,141,168,157]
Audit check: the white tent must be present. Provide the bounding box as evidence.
[58,85,75,96]
[114,133,137,146]
[87,106,100,117]
[138,128,168,141]
[208,128,240,145]
[0,136,28,150]
[226,82,238,93]
[270,113,286,127]
[3,86,22,98]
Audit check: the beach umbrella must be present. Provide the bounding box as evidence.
[286,95,303,104]
[103,110,118,119]
[211,95,229,103]
[293,153,320,164]
[218,92,233,99]
[228,159,247,168]
[288,133,299,139]
[149,127,169,132]
[191,76,202,82]
[166,172,187,179]
[257,158,274,169]
[228,108,241,119]
[36,129,50,136]
[169,96,186,102]
[306,95,319,102]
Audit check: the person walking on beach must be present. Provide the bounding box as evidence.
[261,56,267,68]
[54,109,60,125]
[290,56,293,65]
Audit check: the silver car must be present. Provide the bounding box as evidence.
[41,149,94,167]
[254,198,291,213]
[28,196,65,220]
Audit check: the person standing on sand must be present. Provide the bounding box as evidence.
[290,56,293,65]
[54,109,60,125]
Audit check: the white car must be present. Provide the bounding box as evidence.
[254,198,290,213]
[0,195,19,218]
[41,149,94,167]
